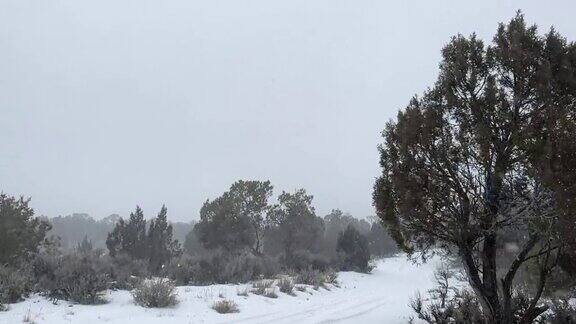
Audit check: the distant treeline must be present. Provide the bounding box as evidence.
[43,196,397,260]
[43,213,193,250]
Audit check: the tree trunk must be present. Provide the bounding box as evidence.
[482,233,501,322]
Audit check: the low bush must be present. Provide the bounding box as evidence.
[236,286,249,297]
[410,267,485,323]
[34,252,109,305]
[410,289,485,324]
[277,277,295,295]
[164,255,199,285]
[283,250,332,272]
[107,253,149,290]
[264,288,278,298]
[166,252,281,285]
[212,299,239,314]
[296,268,324,289]
[132,278,178,308]
[0,265,33,304]
[323,269,338,285]
[251,280,273,295]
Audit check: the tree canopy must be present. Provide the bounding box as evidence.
[0,194,51,264]
[373,13,576,323]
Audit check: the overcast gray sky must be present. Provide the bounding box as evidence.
[1,0,574,221]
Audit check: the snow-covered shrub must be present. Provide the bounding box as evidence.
[277,277,295,295]
[236,286,249,297]
[34,252,109,304]
[263,288,278,298]
[410,267,485,323]
[410,289,485,323]
[323,269,338,285]
[0,265,33,304]
[251,279,273,295]
[212,299,239,313]
[540,298,576,323]
[132,278,178,308]
[296,268,324,289]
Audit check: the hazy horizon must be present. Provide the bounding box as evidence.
[2,0,575,221]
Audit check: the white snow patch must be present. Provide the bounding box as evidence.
[0,255,441,324]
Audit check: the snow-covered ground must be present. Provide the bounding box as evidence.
[0,256,441,324]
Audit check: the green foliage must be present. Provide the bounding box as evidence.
[147,205,182,274]
[265,189,324,266]
[106,206,147,260]
[373,12,576,323]
[132,278,178,308]
[35,252,110,304]
[107,253,149,290]
[166,252,280,285]
[195,180,273,254]
[106,206,181,275]
[0,194,51,264]
[322,210,370,254]
[336,225,371,273]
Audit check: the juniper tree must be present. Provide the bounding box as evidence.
[0,194,51,264]
[373,13,575,323]
[336,225,371,272]
[194,180,272,255]
[147,205,181,273]
[265,189,324,263]
[76,235,94,254]
[106,206,147,260]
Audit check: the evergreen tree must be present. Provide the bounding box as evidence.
[106,206,147,260]
[336,225,371,272]
[367,221,398,257]
[0,194,51,264]
[265,189,324,262]
[194,180,273,254]
[147,205,181,273]
[76,235,94,254]
[373,13,575,322]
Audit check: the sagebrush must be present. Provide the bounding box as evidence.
[132,278,178,308]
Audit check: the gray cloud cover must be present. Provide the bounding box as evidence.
[1,0,574,221]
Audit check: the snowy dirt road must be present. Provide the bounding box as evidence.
[1,256,440,324]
